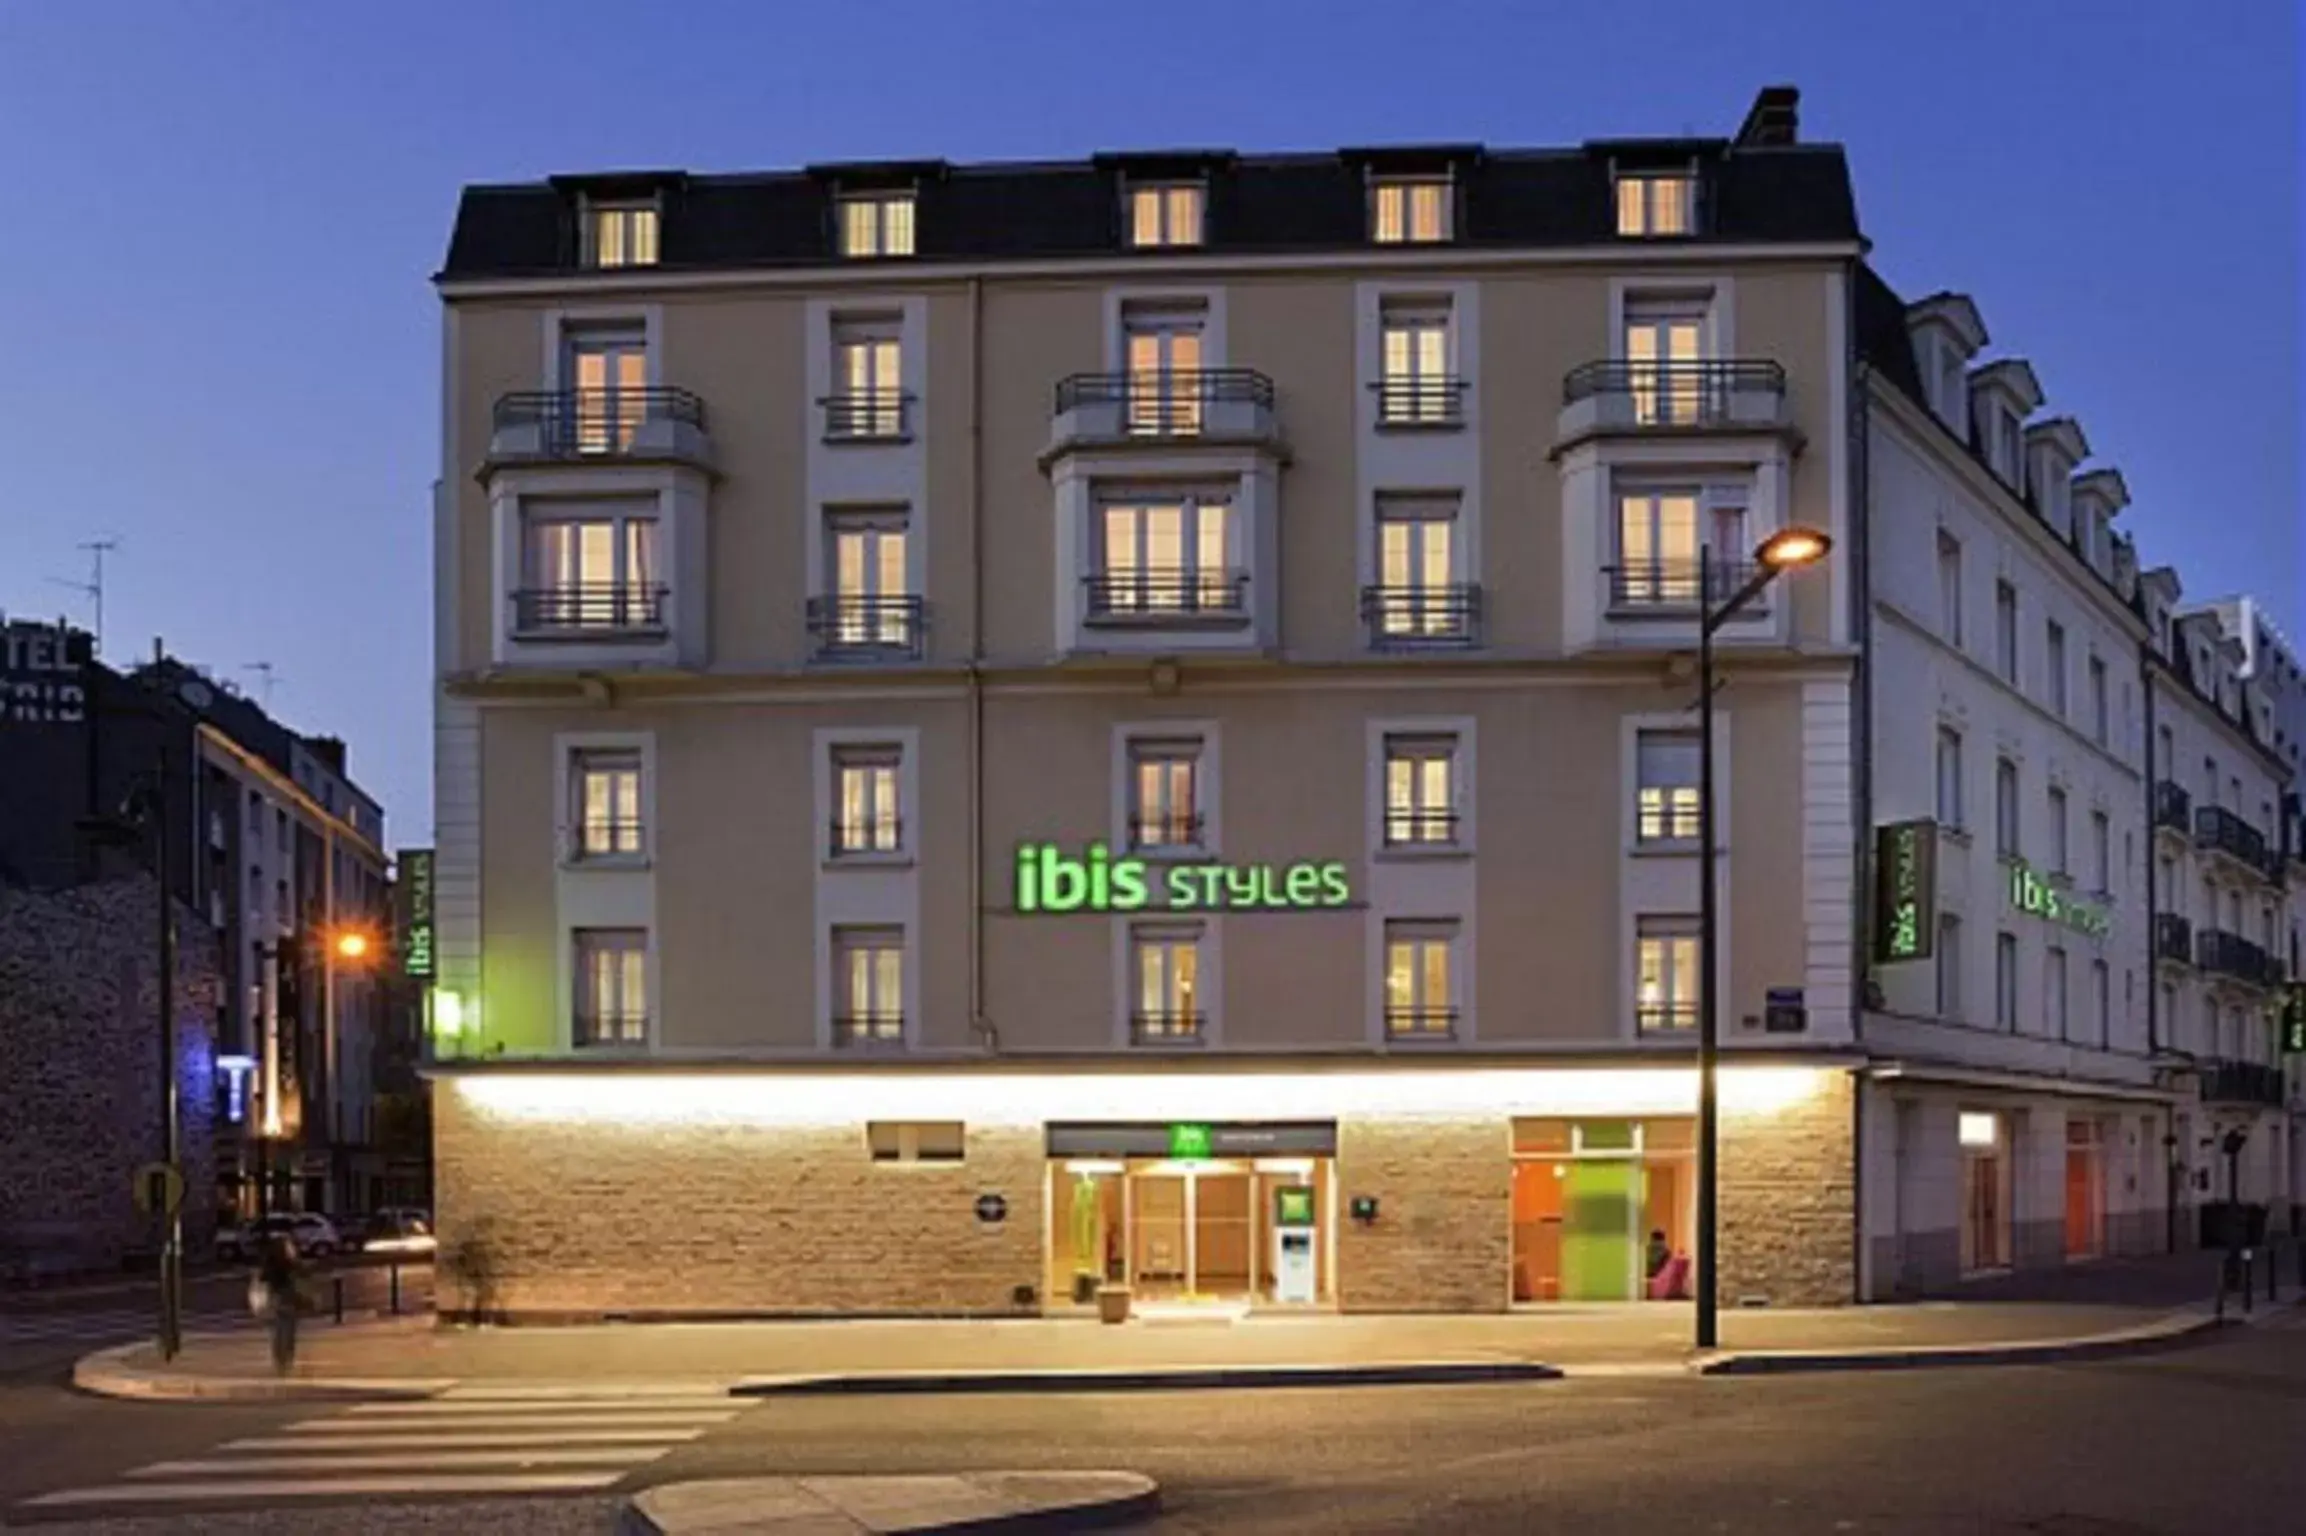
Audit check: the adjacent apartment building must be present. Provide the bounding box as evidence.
[427,85,2300,1318]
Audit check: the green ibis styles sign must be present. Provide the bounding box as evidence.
[2007,858,2111,938]
[1871,820,1937,963]
[1012,841,1352,914]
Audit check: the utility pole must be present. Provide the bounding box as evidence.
[148,638,183,1360]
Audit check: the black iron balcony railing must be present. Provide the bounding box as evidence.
[829,818,905,857]
[1084,569,1249,623]
[511,584,668,635]
[1361,584,1483,648]
[1131,1010,1205,1044]
[2196,928,2276,988]
[806,594,926,660]
[1370,377,1468,427]
[2154,911,2194,966]
[1560,359,1786,427]
[1127,812,1205,851]
[1605,560,1761,612]
[1383,807,1460,847]
[572,820,646,860]
[2195,805,2272,878]
[833,1012,906,1046]
[492,386,707,457]
[1053,368,1275,436]
[1384,1006,1459,1041]
[1637,1001,1699,1033]
[574,1012,649,1048]
[819,389,913,443]
[2200,1058,2287,1108]
[2153,780,2193,835]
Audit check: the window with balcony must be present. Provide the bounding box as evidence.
[832,745,903,857]
[1367,493,1472,645]
[1091,496,1240,621]
[2088,656,2109,745]
[584,201,659,269]
[1615,172,1694,236]
[1121,306,1208,435]
[1128,738,1203,851]
[1131,924,1204,1043]
[837,192,916,258]
[817,509,919,658]
[1995,581,2019,684]
[1995,931,2018,1029]
[563,326,649,454]
[1383,733,1460,848]
[1622,296,1708,425]
[827,318,907,441]
[573,928,648,1048]
[1996,757,2021,858]
[1384,920,1458,1039]
[1635,730,1700,846]
[2047,786,2069,875]
[1634,916,1699,1033]
[1937,726,1966,830]
[1611,486,1746,610]
[1371,177,1451,243]
[1937,913,1963,1018]
[2090,811,2110,892]
[571,749,644,861]
[1377,299,1459,425]
[1937,531,1964,646]
[834,926,906,1045]
[2045,945,2067,1037]
[2045,621,2067,715]
[1127,183,1204,248]
[518,506,662,634]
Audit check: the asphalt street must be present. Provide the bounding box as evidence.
[0,1311,2301,1532]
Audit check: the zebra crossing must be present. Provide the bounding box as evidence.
[17,1382,752,1511]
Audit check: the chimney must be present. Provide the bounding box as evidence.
[1736,86,1800,147]
[307,735,348,772]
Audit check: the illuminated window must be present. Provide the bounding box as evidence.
[1122,304,1207,434]
[834,926,905,1045]
[1613,485,1746,607]
[1615,173,1694,237]
[1372,493,1461,639]
[1622,295,1708,425]
[1371,177,1451,243]
[562,325,648,453]
[1383,734,1459,847]
[1127,183,1204,248]
[838,191,916,258]
[585,201,659,268]
[1377,299,1456,424]
[573,928,648,1047]
[824,508,913,651]
[1384,921,1457,1039]
[571,749,644,860]
[519,506,661,633]
[1634,917,1699,1033]
[828,317,906,440]
[832,745,903,856]
[867,1121,964,1163]
[1094,496,1236,618]
[1635,730,1700,845]
[1128,739,1203,850]
[1131,925,1204,1043]
[1958,1110,2000,1149]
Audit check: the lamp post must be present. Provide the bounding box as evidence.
[1694,526,1831,1352]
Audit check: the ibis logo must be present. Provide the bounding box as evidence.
[1012,842,1352,914]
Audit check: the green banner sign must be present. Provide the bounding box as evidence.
[2007,859,2111,938]
[1872,819,1937,963]
[2282,986,2306,1055]
[1013,842,1351,914]
[398,848,435,979]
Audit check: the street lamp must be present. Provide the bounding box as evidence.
[1694,525,1831,1352]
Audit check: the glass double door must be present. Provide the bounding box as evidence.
[1131,1165,1253,1300]
[1050,1159,1326,1306]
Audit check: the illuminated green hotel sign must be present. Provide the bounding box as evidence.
[2008,858,2111,938]
[1871,820,1937,964]
[1013,842,1352,914]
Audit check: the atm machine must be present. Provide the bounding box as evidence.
[1271,1184,1318,1304]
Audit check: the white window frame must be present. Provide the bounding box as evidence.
[823,506,915,650]
[1936,912,1963,1019]
[572,927,649,1048]
[1094,491,1238,616]
[1937,530,1964,647]
[1621,294,1712,426]
[1370,175,1452,244]
[1127,737,1205,852]
[837,191,917,259]
[1371,492,1463,639]
[1130,923,1207,1045]
[832,925,907,1046]
[831,743,905,859]
[2045,620,2068,715]
[1382,732,1462,851]
[1613,482,1751,608]
[1126,181,1205,249]
[829,316,907,440]
[583,198,660,269]
[1936,726,1966,831]
[1614,170,1695,236]
[1634,915,1701,1035]
[519,500,663,632]
[2047,785,2069,875]
[1995,931,2019,1030]
[1119,303,1210,434]
[1994,580,2020,685]
[1377,299,1456,424]
[1995,756,2021,858]
[1383,919,1459,1040]
[1635,729,1701,848]
[570,747,646,864]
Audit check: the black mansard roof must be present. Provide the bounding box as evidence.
[441,121,1860,281]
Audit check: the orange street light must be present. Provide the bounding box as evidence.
[332,930,373,962]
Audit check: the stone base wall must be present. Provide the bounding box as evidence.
[1719,1069,1858,1308]
[1335,1114,1512,1313]
[434,1086,1045,1319]
[0,877,220,1280]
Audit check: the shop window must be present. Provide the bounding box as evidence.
[1510,1116,1694,1304]
[866,1121,964,1164]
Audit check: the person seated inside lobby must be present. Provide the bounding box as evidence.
[1646,1229,1691,1300]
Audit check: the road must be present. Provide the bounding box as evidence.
[0,1310,2301,1532]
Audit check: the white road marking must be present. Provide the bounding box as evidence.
[132,1447,669,1475]
[283,1410,738,1433]
[223,1428,713,1451]
[22,1472,625,1506]
[336,1395,737,1416]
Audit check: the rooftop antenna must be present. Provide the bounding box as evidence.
[45,537,118,656]
[242,662,280,711]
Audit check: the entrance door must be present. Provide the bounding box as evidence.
[1131,1174,1189,1294]
[2064,1120,2103,1260]
[1561,1159,1641,1301]
[1126,1165,1253,1301]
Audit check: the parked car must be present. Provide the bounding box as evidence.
[214,1212,342,1263]
[361,1212,437,1257]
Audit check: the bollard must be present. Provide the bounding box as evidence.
[2243,1249,2255,1314]
[390,1264,401,1317]
[332,1276,344,1324]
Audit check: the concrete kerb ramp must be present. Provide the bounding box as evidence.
[620,1472,1159,1534]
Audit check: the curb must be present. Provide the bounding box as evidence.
[620,1472,1158,1535]
[71,1341,453,1403]
[733,1360,1563,1397]
[1695,1312,2232,1376]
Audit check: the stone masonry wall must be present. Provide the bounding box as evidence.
[1719,1069,1857,1308]
[434,1084,1046,1319]
[0,877,219,1279]
[1335,1113,1512,1313]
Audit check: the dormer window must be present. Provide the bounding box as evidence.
[1994,410,2022,484]
[1615,172,1694,237]
[1371,177,1451,244]
[1937,350,1965,424]
[838,191,916,259]
[1128,183,1204,249]
[585,200,659,269]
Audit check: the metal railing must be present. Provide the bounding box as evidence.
[2195,805,2271,876]
[833,1012,906,1046]
[574,1011,650,1048]
[2153,779,2193,834]
[1383,808,1460,847]
[1560,359,1786,427]
[511,585,668,634]
[806,594,926,660]
[1604,560,1760,612]
[2196,928,2276,988]
[491,387,707,456]
[571,821,646,860]
[1127,813,1205,851]
[1370,377,1468,426]
[1131,1010,1205,1044]
[1637,1002,1699,1033]
[2200,1058,2287,1107]
[2153,911,2194,966]
[829,818,905,857]
[819,390,913,443]
[1084,569,1249,622]
[1361,584,1482,647]
[1053,368,1275,437]
[1384,1007,1458,1041]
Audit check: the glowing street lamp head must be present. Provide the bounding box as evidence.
[332,930,371,962]
[1755,526,1831,570]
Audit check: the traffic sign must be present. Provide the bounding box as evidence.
[131,1161,184,1218]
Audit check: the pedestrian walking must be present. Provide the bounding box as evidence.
[254,1233,304,1375]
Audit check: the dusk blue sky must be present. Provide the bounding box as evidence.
[1,2,2297,843]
